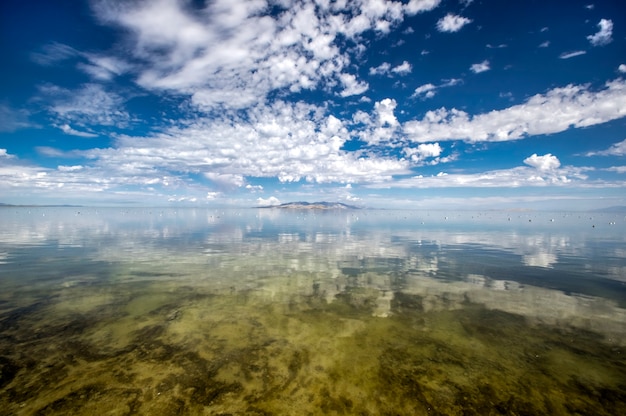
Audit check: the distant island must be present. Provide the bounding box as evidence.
[257,201,360,210]
[0,203,83,207]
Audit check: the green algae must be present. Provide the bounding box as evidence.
[1,276,625,416]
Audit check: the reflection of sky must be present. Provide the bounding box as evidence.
[1,208,624,276]
[1,207,625,340]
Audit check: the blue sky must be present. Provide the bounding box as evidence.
[1,0,625,209]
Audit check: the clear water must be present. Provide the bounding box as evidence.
[1,207,625,415]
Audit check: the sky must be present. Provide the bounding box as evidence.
[1,0,625,209]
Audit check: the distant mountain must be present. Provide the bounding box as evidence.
[0,203,83,207]
[257,201,360,210]
[592,206,626,213]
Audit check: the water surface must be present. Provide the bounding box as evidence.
[1,207,625,415]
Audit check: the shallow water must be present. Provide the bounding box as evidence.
[1,207,625,415]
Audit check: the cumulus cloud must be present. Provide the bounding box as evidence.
[618,64,626,73]
[375,98,399,127]
[470,60,490,74]
[587,19,613,46]
[403,143,443,163]
[339,73,369,97]
[405,0,442,15]
[257,196,281,206]
[355,98,403,144]
[369,62,391,76]
[80,101,409,187]
[403,79,626,143]
[586,138,626,156]
[89,0,435,110]
[436,14,472,33]
[524,153,560,171]
[391,61,412,75]
[58,165,84,172]
[370,61,412,76]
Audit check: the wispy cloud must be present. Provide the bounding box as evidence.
[586,138,626,156]
[559,50,586,59]
[0,104,32,132]
[412,83,437,99]
[368,154,587,189]
[38,83,131,128]
[58,124,98,138]
[411,78,461,99]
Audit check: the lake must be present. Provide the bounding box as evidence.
[1,207,625,415]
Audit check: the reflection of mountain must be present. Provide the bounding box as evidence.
[258,201,360,210]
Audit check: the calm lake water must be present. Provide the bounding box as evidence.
[1,207,625,415]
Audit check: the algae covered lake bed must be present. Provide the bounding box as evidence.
[1,207,625,415]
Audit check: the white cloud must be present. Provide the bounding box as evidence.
[587,19,613,46]
[80,100,409,187]
[58,165,84,172]
[204,172,246,189]
[391,61,412,75]
[0,149,14,158]
[356,98,402,144]
[368,158,586,189]
[339,73,369,97]
[412,78,461,99]
[539,41,550,48]
[523,153,560,171]
[403,79,626,143]
[618,64,626,73]
[90,0,435,110]
[257,196,281,206]
[606,166,626,174]
[39,83,131,128]
[369,62,391,76]
[404,0,442,15]
[30,42,77,66]
[586,138,626,156]
[370,61,412,76]
[59,124,98,138]
[559,50,586,59]
[412,83,436,99]
[375,98,399,127]
[403,143,443,163]
[78,55,131,81]
[470,60,490,74]
[0,104,31,132]
[436,14,472,33]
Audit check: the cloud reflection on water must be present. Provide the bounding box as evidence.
[1,207,625,342]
